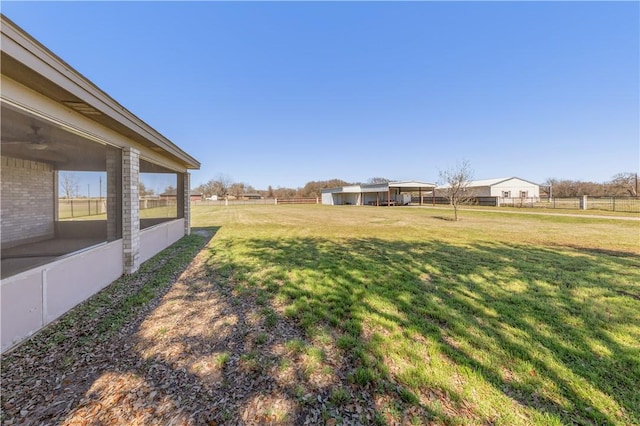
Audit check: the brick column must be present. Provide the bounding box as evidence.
[122,147,140,274]
[183,172,191,236]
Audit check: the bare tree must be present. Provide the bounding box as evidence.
[139,181,155,197]
[438,160,474,221]
[198,174,234,199]
[609,172,638,197]
[214,174,233,199]
[229,182,246,199]
[367,177,390,184]
[59,171,79,199]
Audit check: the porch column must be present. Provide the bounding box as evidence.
[122,147,140,274]
[179,172,191,236]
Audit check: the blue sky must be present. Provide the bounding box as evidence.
[3,1,638,189]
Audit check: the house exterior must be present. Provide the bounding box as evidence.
[436,177,540,199]
[240,193,262,200]
[322,181,436,206]
[1,16,200,352]
[160,188,204,202]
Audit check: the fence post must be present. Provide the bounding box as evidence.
[580,195,588,210]
[612,197,615,212]
[71,199,74,217]
[275,198,278,205]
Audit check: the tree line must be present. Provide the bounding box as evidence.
[194,175,392,199]
[193,172,638,201]
[543,173,638,197]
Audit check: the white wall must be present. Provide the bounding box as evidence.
[321,193,334,205]
[491,179,540,198]
[467,186,490,197]
[139,219,185,263]
[1,240,123,352]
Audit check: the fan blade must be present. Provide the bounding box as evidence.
[2,140,32,144]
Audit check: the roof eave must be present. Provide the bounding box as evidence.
[0,15,200,170]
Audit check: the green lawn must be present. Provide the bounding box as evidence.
[192,205,640,425]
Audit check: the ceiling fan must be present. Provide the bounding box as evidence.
[3,126,50,150]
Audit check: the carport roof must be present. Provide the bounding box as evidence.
[322,181,436,194]
[388,180,436,189]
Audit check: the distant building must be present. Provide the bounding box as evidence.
[322,181,436,206]
[240,193,263,200]
[436,177,540,199]
[160,189,203,202]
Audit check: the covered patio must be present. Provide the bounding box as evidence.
[1,16,200,352]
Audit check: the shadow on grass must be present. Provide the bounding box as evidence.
[432,216,457,222]
[205,236,640,424]
[3,226,638,424]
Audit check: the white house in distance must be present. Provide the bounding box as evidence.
[322,181,436,206]
[1,16,200,352]
[436,177,540,199]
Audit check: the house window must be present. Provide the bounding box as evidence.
[520,190,528,198]
[502,191,511,198]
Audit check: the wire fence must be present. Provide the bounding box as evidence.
[192,198,275,207]
[276,198,319,205]
[412,196,640,213]
[59,195,640,218]
[58,199,106,219]
[500,197,639,212]
[58,198,178,219]
[192,198,320,206]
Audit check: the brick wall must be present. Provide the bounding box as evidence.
[1,156,55,245]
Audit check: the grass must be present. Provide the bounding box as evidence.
[193,204,640,425]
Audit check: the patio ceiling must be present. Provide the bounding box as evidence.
[1,104,107,171]
[2,105,175,173]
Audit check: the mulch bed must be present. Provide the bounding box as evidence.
[1,231,400,425]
